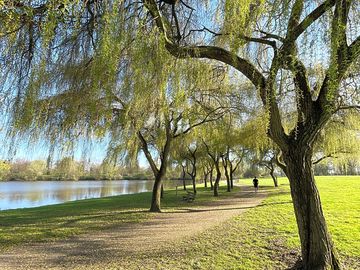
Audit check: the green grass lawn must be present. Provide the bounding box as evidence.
[144,176,359,270]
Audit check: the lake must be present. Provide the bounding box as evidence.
[0,180,180,211]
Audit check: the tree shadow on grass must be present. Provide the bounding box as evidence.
[60,209,149,227]
[257,200,293,207]
[165,200,293,214]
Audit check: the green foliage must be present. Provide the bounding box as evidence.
[314,110,360,166]
[220,0,265,50]
[9,160,46,181]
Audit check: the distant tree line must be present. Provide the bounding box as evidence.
[0,158,150,181]
[1,154,358,182]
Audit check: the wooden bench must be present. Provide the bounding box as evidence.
[182,192,195,202]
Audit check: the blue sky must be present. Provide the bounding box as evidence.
[0,130,150,168]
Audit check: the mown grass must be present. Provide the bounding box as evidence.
[0,183,237,251]
[139,176,359,270]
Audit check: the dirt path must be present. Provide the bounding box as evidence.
[0,186,268,270]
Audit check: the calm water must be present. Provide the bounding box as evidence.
[0,180,178,211]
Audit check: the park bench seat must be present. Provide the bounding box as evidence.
[182,192,195,202]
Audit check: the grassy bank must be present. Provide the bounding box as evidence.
[0,183,238,250]
[134,176,359,270]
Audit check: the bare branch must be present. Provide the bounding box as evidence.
[258,30,285,42]
[173,107,225,138]
[312,153,341,165]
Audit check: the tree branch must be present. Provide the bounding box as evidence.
[173,107,225,138]
[349,35,360,64]
[137,131,159,174]
[291,0,336,41]
[143,0,266,96]
[312,153,337,165]
[165,44,266,94]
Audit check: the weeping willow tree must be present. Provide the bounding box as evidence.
[0,1,228,212]
[1,0,360,269]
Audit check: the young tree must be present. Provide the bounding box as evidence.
[221,147,232,192]
[185,145,198,194]
[257,148,279,187]
[201,123,226,197]
[205,160,215,190]
[227,147,248,189]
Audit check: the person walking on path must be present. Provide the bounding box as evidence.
[253,177,259,193]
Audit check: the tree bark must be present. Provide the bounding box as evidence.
[269,156,278,187]
[150,173,164,212]
[192,176,197,194]
[209,168,214,190]
[283,147,340,270]
[222,156,231,192]
[203,171,208,188]
[224,165,231,192]
[213,161,221,197]
[138,124,172,213]
[270,170,278,187]
[181,165,187,190]
[229,162,234,189]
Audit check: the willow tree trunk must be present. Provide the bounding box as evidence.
[209,169,214,190]
[150,173,165,212]
[270,170,278,187]
[181,166,187,190]
[192,176,197,194]
[204,172,208,188]
[229,163,234,189]
[283,147,340,270]
[229,171,234,189]
[213,165,221,197]
[224,166,231,192]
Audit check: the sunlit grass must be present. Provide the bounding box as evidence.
[147,176,360,270]
[239,176,360,257]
